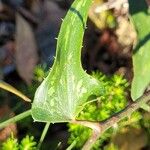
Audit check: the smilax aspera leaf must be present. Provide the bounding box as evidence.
[31,0,104,123]
[129,0,150,100]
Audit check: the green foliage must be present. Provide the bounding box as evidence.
[1,135,37,150]
[68,72,129,149]
[1,135,19,150]
[31,0,104,123]
[119,111,143,129]
[129,0,150,100]
[19,136,37,150]
[34,64,49,82]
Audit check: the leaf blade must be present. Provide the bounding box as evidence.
[31,0,104,123]
[129,0,150,100]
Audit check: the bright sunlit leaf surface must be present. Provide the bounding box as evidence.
[31,0,104,123]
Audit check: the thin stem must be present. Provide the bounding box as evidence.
[71,120,101,150]
[71,120,101,133]
[100,90,150,132]
[0,110,31,129]
[72,90,150,150]
[0,80,31,102]
[66,140,77,150]
[37,122,50,149]
[55,142,62,150]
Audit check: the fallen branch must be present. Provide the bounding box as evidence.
[72,90,150,150]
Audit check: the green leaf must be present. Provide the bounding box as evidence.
[140,103,150,112]
[129,0,150,100]
[1,134,19,150]
[31,0,104,123]
[20,135,37,150]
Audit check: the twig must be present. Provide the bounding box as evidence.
[100,90,150,132]
[71,90,150,150]
[71,120,101,150]
[71,120,101,133]
[82,129,100,150]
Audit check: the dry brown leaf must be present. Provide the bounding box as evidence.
[15,13,38,84]
[89,0,107,29]
[116,17,137,46]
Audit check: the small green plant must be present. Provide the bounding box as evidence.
[68,72,129,149]
[1,135,18,150]
[19,135,37,150]
[1,135,37,150]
